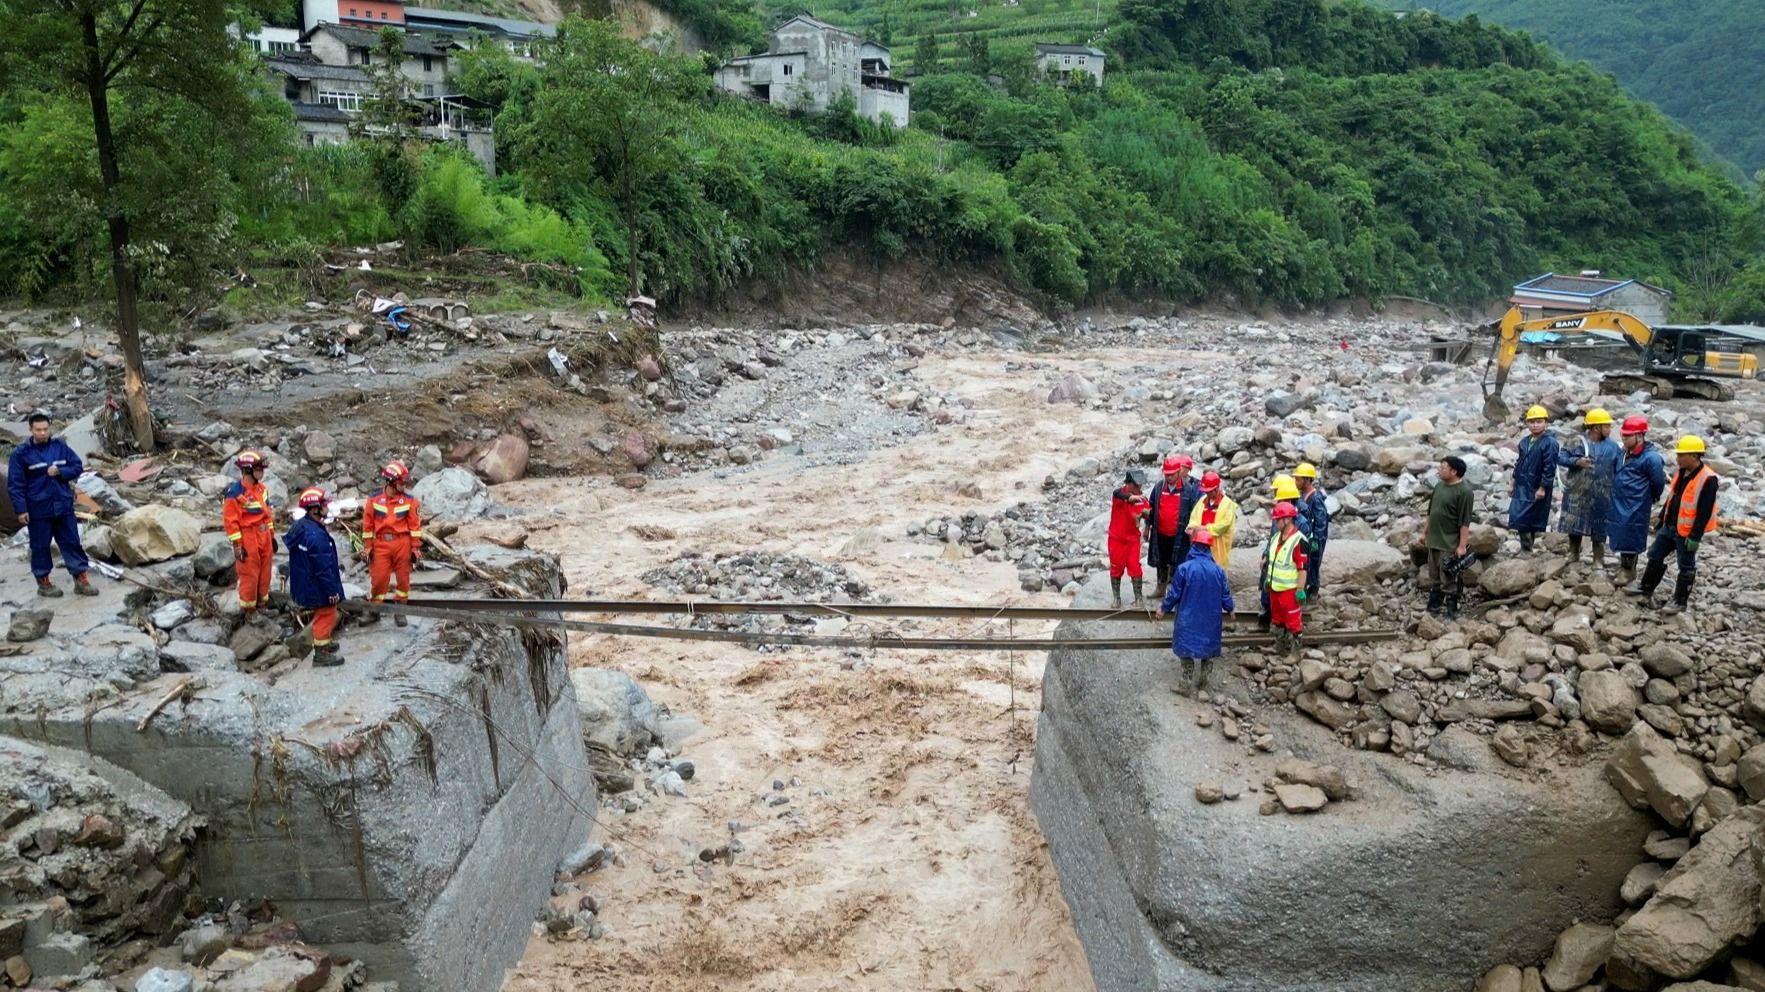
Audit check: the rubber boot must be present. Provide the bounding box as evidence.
[1193,659,1211,697]
[1288,632,1304,658]
[74,573,98,596]
[1443,594,1460,622]
[1665,573,1695,614]
[1176,658,1194,696]
[1426,590,1444,616]
[1567,534,1583,564]
[394,611,410,628]
[1271,629,1289,655]
[313,644,345,668]
[1616,553,1637,587]
[1111,579,1123,610]
[1131,579,1145,610]
[36,579,63,598]
[1519,531,1534,553]
[362,603,383,624]
[1592,540,1607,570]
[1628,559,1667,599]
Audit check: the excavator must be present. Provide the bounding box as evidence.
[1480,307,1759,422]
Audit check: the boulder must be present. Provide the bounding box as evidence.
[1606,723,1710,828]
[111,506,201,566]
[475,434,530,484]
[1661,984,1749,992]
[1373,445,1430,476]
[1333,443,1371,471]
[1639,644,1695,679]
[75,473,135,515]
[1541,922,1613,992]
[1032,577,1653,992]
[1274,783,1328,813]
[83,522,116,561]
[192,535,236,581]
[620,431,654,469]
[1215,426,1254,455]
[1265,391,1310,418]
[1614,806,1765,979]
[1276,758,1349,801]
[1737,745,1765,802]
[1621,862,1665,906]
[1048,373,1099,405]
[1580,671,1640,735]
[570,668,660,757]
[409,468,489,524]
[1476,964,1524,992]
[301,431,336,465]
[7,608,53,643]
[1746,676,1765,733]
[1481,560,1538,598]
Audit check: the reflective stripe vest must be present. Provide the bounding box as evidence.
[222,479,273,541]
[363,490,422,541]
[1264,529,1304,592]
[1665,464,1719,538]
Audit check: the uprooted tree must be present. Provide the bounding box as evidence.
[0,0,280,450]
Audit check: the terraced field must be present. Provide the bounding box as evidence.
[761,0,1114,66]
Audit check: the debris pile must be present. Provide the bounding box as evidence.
[642,550,874,603]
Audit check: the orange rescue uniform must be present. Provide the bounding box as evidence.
[363,488,422,603]
[222,478,275,610]
[310,604,339,647]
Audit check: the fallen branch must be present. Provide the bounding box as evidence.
[137,677,196,732]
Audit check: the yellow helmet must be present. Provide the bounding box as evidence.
[1273,481,1302,501]
[1293,462,1318,479]
[1584,408,1613,427]
[1675,435,1707,454]
[1271,474,1294,491]
[1524,405,1549,421]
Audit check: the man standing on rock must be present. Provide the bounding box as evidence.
[1608,416,1667,587]
[1146,454,1199,600]
[1155,529,1234,696]
[1294,463,1329,597]
[1557,408,1622,568]
[222,450,276,614]
[1425,456,1475,619]
[7,412,98,598]
[288,487,345,666]
[1627,435,1719,613]
[1188,471,1239,569]
[1107,469,1149,609]
[1506,406,1558,553]
[1264,502,1309,655]
[360,460,422,626]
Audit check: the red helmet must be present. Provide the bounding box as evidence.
[1620,415,1649,436]
[235,450,264,471]
[1162,454,1193,474]
[1191,528,1214,547]
[1198,471,1222,493]
[297,486,329,509]
[381,460,410,482]
[1273,502,1299,520]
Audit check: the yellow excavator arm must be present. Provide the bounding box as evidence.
[1485,307,1656,397]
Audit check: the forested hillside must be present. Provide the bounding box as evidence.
[3,0,1763,333]
[1400,0,1765,178]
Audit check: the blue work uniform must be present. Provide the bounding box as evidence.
[1507,431,1559,534]
[1160,542,1236,660]
[1298,486,1330,595]
[7,435,91,580]
[284,516,344,609]
[1608,442,1667,556]
[1557,434,1623,540]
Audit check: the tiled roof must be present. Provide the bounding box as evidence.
[265,56,370,82]
[304,23,449,56]
[1035,43,1105,56]
[292,102,354,122]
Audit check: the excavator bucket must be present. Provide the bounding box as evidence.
[1482,392,1510,425]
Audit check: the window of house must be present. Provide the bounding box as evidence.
[783,63,792,75]
[349,8,357,16]
[317,88,362,112]
[423,83,435,96]
[1077,55,1087,64]
[1062,55,1071,65]
[270,40,295,53]
[423,55,433,71]
[380,10,388,18]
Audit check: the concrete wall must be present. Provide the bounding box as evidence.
[299,119,352,146]
[0,547,592,992]
[1038,52,1104,84]
[1606,283,1671,325]
[858,84,909,127]
[774,20,859,112]
[714,53,809,109]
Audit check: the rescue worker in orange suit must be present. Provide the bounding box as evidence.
[1264,501,1310,656]
[222,450,277,613]
[287,487,345,666]
[1627,435,1720,613]
[360,461,422,626]
[1107,469,1149,610]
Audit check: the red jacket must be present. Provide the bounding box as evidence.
[1109,487,1147,543]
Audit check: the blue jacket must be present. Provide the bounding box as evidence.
[285,517,344,609]
[1146,477,1201,567]
[1608,442,1667,554]
[1557,434,1623,538]
[1298,487,1330,549]
[1159,543,1235,660]
[8,437,83,517]
[1507,432,1559,532]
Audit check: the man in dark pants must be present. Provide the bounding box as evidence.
[1145,454,1199,600]
[1425,456,1474,619]
[1627,435,1720,614]
[7,412,98,597]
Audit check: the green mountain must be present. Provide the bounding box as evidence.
[1390,0,1765,177]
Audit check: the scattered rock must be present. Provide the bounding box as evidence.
[1480,559,1539,598]
[136,967,195,992]
[7,608,52,643]
[301,431,336,464]
[1275,758,1349,801]
[1274,783,1328,813]
[1581,670,1640,735]
[1194,781,1224,804]
[1606,723,1710,828]
[1541,922,1613,992]
[475,433,531,484]
[1615,806,1765,979]
[570,668,660,757]
[1621,861,1665,906]
[111,506,202,566]
[409,467,490,523]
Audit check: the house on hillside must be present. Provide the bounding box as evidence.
[302,23,457,97]
[1034,42,1105,84]
[713,15,909,127]
[1511,272,1673,326]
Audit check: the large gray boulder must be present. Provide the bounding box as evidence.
[1480,559,1538,598]
[410,467,490,524]
[111,506,201,566]
[1606,723,1710,828]
[570,668,660,757]
[1614,806,1765,980]
[1580,671,1640,735]
[1032,579,1651,992]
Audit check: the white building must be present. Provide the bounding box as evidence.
[714,15,908,127]
[1034,42,1105,85]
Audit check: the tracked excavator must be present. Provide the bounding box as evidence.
[1480,307,1759,421]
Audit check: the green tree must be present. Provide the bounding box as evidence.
[517,16,705,295]
[0,0,276,450]
[353,28,416,141]
[961,34,989,74]
[914,31,939,71]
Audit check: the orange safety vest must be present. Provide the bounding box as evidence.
[363,490,423,542]
[1663,464,1719,538]
[222,479,273,542]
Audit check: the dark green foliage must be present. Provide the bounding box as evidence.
[1405,0,1765,175]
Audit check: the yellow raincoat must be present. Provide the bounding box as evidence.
[1188,494,1240,569]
